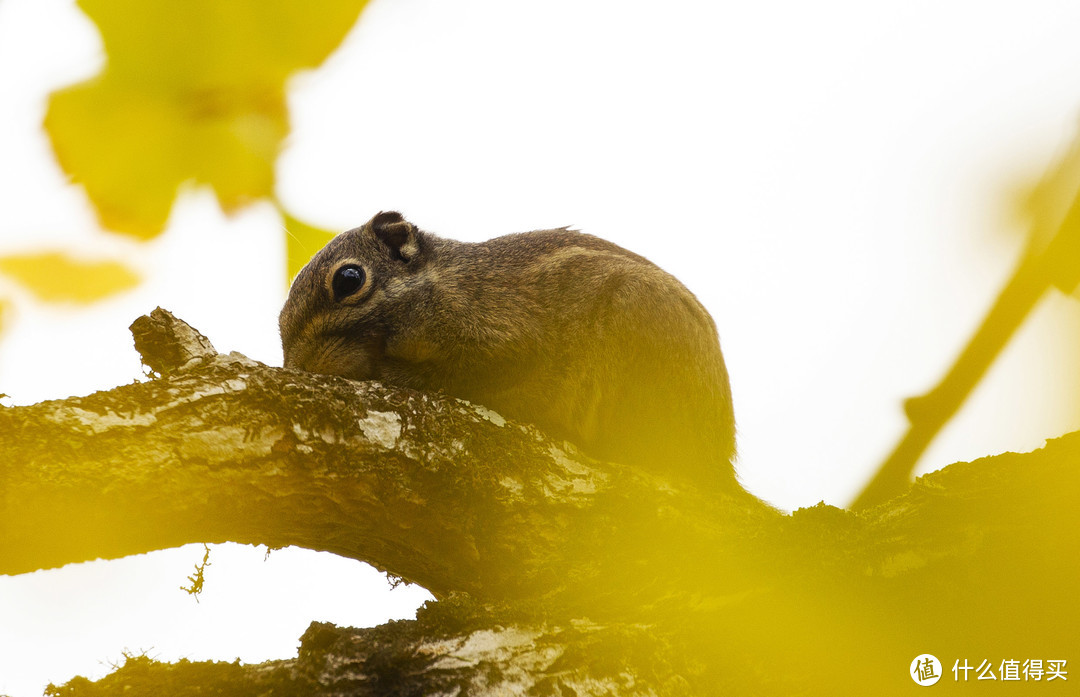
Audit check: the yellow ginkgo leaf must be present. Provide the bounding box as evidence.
[0,296,10,336]
[46,0,370,240]
[0,252,141,304]
[281,208,337,286]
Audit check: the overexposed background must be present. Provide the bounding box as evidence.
[2,0,1080,695]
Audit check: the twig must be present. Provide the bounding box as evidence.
[851,180,1080,510]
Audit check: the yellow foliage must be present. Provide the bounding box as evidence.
[46,0,370,240]
[280,209,337,285]
[0,251,140,303]
[1019,128,1080,297]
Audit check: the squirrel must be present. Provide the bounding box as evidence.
[279,211,738,491]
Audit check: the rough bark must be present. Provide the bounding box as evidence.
[3,310,1077,696]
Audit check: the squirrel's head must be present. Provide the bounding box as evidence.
[279,211,426,379]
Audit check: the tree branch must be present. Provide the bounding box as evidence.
[5,310,1077,695]
[1,310,772,612]
[853,146,1080,509]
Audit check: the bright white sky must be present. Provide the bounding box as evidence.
[2,0,1080,695]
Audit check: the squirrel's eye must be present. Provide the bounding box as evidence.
[332,265,366,300]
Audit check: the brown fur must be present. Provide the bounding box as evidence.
[280,212,737,489]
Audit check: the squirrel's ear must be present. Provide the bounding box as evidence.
[369,211,420,262]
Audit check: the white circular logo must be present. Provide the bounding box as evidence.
[911,654,942,686]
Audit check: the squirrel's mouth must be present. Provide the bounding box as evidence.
[283,334,376,381]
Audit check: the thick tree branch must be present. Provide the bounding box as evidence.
[6,310,1078,695]
[1,310,773,613]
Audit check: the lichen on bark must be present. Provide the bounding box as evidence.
[3,310,1076,696]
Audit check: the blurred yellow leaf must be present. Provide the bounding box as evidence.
[281,209,337,284]
[1019,128,1080,297]
[0,297,10,336]
[0,252,140,303]
[46,0,370,240]
[1022,135,1080,248]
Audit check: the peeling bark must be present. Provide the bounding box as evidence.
[1,310,775,612]
[5,310,1077,696]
